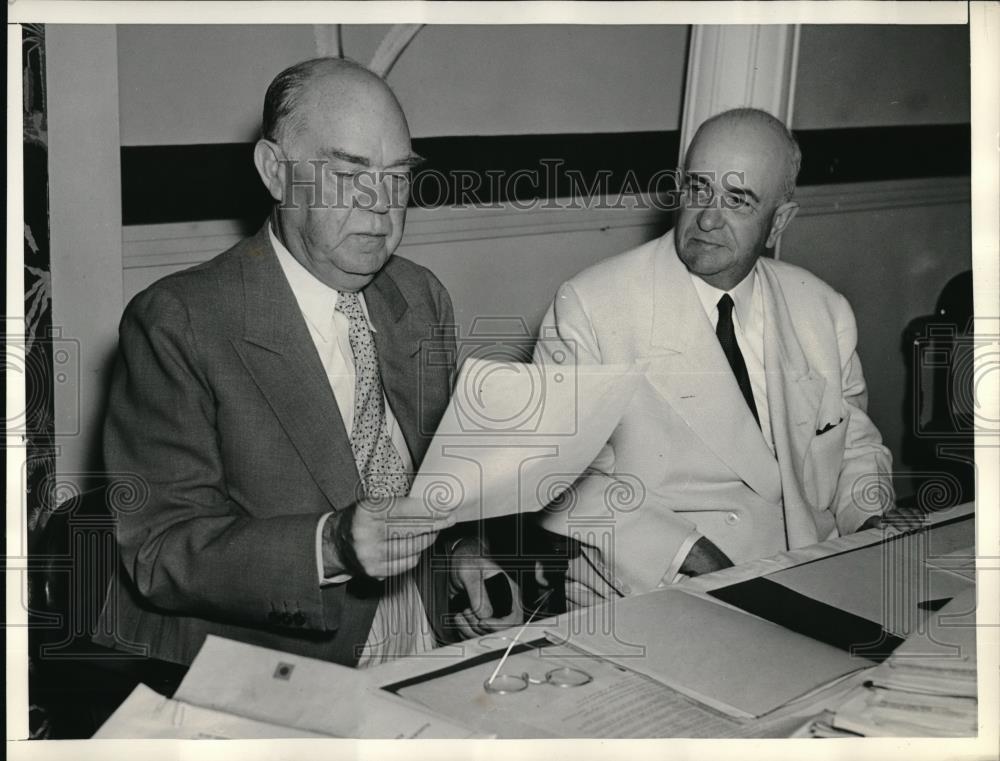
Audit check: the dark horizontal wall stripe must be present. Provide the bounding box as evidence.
[410,131,681,207]
[121,125,970,226]
[796,124,970,186]
[120,132,681,226]
[121,143,272,226]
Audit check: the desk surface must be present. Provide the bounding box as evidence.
[90,503,977,740]
[364,503,976,738]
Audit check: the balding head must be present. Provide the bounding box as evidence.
[262,57,405,145]
[253,57,417,292]
[687,108,801,202]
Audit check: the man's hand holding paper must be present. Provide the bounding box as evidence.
[322,496,456,581]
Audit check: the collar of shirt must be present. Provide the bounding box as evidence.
[269,225,377,342]
[688,264,758,331]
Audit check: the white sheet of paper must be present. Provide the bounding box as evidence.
[410,359,642,521]
[547,587,869,719]
[173,635,480,738]
[870,586,978,696]
[832,687,978,737]
[94,684,326,739]
[392,642,746,738]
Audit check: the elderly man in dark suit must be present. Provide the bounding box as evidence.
[95,58,518,667]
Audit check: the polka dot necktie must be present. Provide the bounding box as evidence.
[335,291,411,498]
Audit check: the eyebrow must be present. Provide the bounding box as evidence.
[318,147,425,169]
[686,171,761,202]
[727,185,761,204]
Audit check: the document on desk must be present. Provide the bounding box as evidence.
[383,639,746,738]
[826,589,978,737]
[94,684,327,739]
[172,635,480,738]
[547,587,869,719]
[410,360,642,521]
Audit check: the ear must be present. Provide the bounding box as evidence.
[765,200,799,249]
[253,139,286,203]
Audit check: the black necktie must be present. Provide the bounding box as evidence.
[716,294,761,428]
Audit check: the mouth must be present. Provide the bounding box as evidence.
[350,232,389,246]
[688,236,725,249]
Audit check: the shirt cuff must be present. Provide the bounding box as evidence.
[316,512,351,586]
[657,530,703,588]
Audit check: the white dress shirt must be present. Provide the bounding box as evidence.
[270,227,436,665]
[688,266,775,452]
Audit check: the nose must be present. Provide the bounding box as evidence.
[697,205,725,231]
[369,174,391,215]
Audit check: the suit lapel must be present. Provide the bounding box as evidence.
[233,227,362,511]
[364,266,431,465]
[757,260,826,546]
[643,236,781,501]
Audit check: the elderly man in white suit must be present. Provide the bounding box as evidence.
[534,108,894,607]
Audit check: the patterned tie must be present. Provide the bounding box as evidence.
[716,294,761,428]
[335,290,433,666]
[335,290,411,498]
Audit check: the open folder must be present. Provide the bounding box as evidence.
[547,587,874,720]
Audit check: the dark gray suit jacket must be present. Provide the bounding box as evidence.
[95,225,457,666]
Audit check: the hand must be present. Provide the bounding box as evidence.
[678,536,734,577]
[449,540,523,639]
[857,515,883,531]
[563,549,625,609]
[323,496,455,580]
[857,505,926,533]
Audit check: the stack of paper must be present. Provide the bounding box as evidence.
[94,684,327,739]
[95,636,483,739]
[831,685,977,737]
[810,588,978,737]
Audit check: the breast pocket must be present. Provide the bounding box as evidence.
[803,417,848,509]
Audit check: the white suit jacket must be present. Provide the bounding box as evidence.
[534,231,894,595]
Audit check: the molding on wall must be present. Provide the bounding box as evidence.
[46,25,124,483]
[369,24,424,77]
[122,200,668,270]
[313,25,341,57]
[122,177,970,272]
[793,177,969,218]
[679,25,799,160]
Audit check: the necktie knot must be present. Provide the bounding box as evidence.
[335,290,364,321]
[717,293,735,322]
